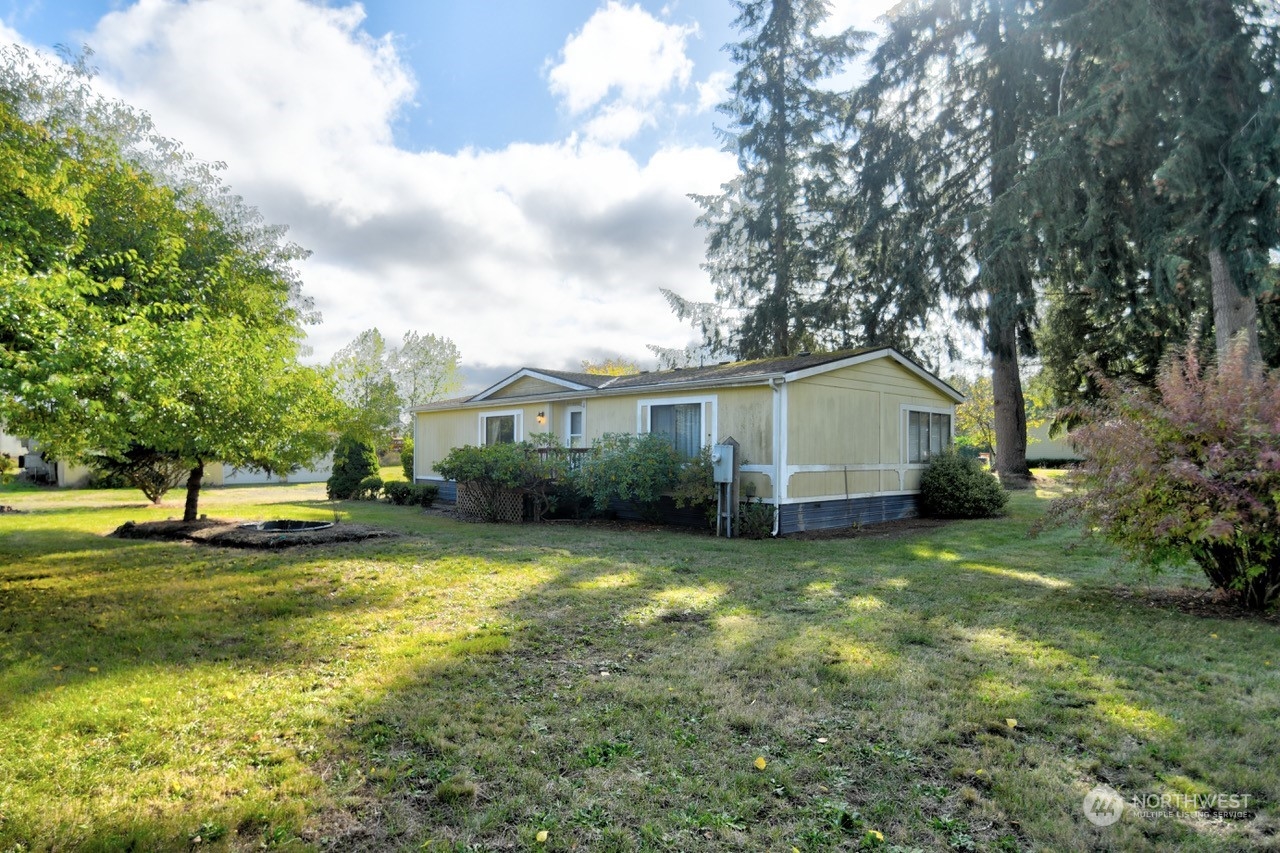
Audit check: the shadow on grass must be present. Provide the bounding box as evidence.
[2,493,1277,851]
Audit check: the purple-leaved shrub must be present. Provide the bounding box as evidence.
[1052,341,1280,609]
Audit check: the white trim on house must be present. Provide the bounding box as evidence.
[471,369,594,401]
[478,409,525,445]
[900,403,956,468]
[564,405,586,448]
[636,394,718,451]
[779,489,919,505]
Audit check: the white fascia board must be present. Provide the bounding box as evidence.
[783,348,965,403]
[471,368,594,402]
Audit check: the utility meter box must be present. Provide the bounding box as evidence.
[711,443,735,484]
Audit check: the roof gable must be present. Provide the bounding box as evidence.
[471,368,604,402]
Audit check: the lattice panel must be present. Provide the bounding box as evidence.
[456,482,525,523]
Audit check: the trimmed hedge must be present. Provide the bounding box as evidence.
[327,434,379,500]
[384,480,438,507]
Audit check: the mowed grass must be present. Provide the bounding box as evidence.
[0,477,1277,851]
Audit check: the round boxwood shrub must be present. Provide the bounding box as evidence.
[327,433,379,500]
[919,450,1008,519]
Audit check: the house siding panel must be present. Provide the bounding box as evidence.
[489,376,570,399]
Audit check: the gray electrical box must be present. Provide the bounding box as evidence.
[711,443,735,483]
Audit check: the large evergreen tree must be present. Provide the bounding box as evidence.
[1033,0,1280,398]
[854,0,1060,485]
[677,0,862,359]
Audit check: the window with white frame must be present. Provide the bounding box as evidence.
[565,407,585,447]
[639,396,715,459]
[907,410,952,463]
[480,410,522,445]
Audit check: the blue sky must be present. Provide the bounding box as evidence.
[2,0,892,388]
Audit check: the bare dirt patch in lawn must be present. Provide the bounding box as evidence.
[110,518,400,549]
[1113,584,1280,622]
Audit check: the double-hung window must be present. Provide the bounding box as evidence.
[907,410,951,463]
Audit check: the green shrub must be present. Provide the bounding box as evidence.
[672,446,716,527]
[437,443,551,522]
[412,481,438,507]
[1048,343,1280,610]
[737,498,775,539]
[919,451,1008,519]
[357,474,383,500]
[384,480,438,508]
[579,433,683,523]
[401,436,414,481]
[327,433,379,500]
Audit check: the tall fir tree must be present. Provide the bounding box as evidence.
[854,0,1060,484]
[1033,0,1280,398]
[676,0,863,359]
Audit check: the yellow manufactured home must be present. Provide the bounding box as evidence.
[411,347,964,534]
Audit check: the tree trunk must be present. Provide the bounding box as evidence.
[991,323,1031,489]
[182,461,204,522]
[1209,246,1260,365]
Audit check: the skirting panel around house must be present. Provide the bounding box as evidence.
[418,478,457,502]
[780,493,919,534]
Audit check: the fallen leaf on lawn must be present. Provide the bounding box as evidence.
[536,830,549,843]
[866,829,884,842]
[1006,718,1018,729]
[816,737,828,744]
[51,665,63,671]
[754,756,767,770]
[88,666,98,673]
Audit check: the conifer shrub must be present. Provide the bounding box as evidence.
[327,433,379,500]
[401,436,414,481]
[919,450,1008,519]
[1051,343,1280,610]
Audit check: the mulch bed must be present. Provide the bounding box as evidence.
[111,518,400,549]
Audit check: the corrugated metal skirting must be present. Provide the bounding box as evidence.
[420,478,457,502]
[780,494,919,534]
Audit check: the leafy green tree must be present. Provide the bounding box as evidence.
[329,329,401,446]
[676,0,863,359]
[950,375,996,455]
[390,330,462,409]
[580,357,639,376]
[0,46,337,519]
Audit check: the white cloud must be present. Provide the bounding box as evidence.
[547,1,697,113]
[72,0,734,382]
[696,70,732,113]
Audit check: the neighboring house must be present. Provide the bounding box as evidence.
[203,456,334,487]
[1025,421,1081,463]
[411,346,964,534]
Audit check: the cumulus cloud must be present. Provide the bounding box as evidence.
[546,1,697,143]
[72,0,734,383]
[695,70,732,113]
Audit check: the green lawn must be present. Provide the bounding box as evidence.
[0,477,1276,851]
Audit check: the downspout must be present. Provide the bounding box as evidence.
[768,377,783,537]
